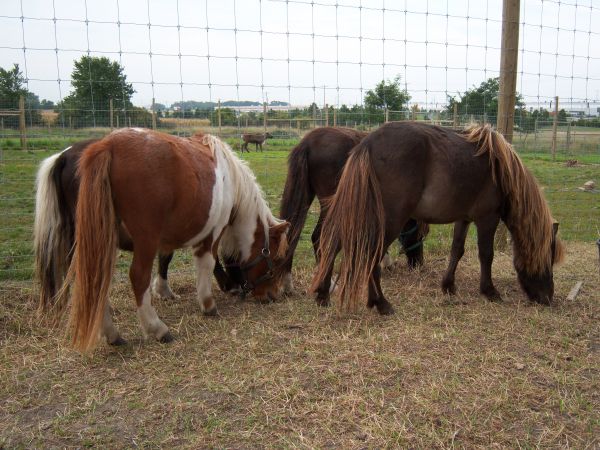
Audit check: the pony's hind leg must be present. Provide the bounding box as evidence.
[475,215,502,302]
[130,243,172,343]
[152,252,179,300]
[366,264,394,315]
[441,220,470,295]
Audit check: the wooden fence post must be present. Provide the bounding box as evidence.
[312,104,316,129]
[453,103,459,128]
[19,95,27,151]
[551,96,559,161]
[566,121,571,153]
[218,99,222,136]
[151,98,157,130]
[333,107,337,127]
[109,98,114,130]
[263,102,267,133]
[325,104,329,127]
[385,108,389,123]
[496,0,520,144]
[495,0,521,251]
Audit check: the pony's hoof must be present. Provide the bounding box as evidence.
[482,288,503,302]
[109,336,128,346]
[441,281,457,295]
[376,301,395,315]
[203,307,218,317]
[159,331,174,343]
[407,257,423,269]
[315,295,330,307]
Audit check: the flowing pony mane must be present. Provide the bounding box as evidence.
[464,125,565,275]
[198,134,287,259]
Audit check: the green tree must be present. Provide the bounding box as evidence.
[0,64,41,127]
[446,77,524,123]
[57,56,136,128]
[40,99,55,109]
[364,76,411,112]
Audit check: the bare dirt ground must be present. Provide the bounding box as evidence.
[1,242,599,448]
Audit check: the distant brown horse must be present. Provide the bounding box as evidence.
[241,132,272,152]
[34,140,242,315]
[312,122,564,314]
[40,129,289,351]
[279,127,428,304]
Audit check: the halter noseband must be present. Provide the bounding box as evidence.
[226,226,277,296]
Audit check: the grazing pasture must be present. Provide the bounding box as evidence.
[0,133,599,447]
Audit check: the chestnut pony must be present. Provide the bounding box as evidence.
[279,127,428,304]
[53,129,288,351]
[313,122,564,314]
[34,140,241,314]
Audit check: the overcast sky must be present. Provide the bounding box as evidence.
[1,0,599,110]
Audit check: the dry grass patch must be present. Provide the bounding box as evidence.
[1,242,599,448]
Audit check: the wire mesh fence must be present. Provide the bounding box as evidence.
[1,0,599,283]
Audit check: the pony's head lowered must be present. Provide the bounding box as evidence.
[241,219,290,301]
[205,134,290,301]
[466,125,565,304]
[514,221,565,305]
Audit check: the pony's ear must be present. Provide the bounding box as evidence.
[552,222,559,236]
[270,221,290,236]
[270,222,290,258]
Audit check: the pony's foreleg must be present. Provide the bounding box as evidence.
[366,264,394,315]
[441,220,470,295]
[193,241,218,316]
[102,304,126,346]
[152,252,179,300]
[399,218,425,269]
[475,215,502,302]
[131,244,172,343]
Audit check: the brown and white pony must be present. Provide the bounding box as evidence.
[45,129,288,351]
[312,122,564,314]
[34,140,242,315]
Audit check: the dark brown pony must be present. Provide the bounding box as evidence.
[241,132,273,152]
[312,122,565,314]
[279,127,428,305]
[34,141,241,314]
[42,129,288,351]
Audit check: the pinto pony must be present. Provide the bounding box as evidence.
[49,129,288,351]
[312,122,564,314]
[34,141,243,315]
[279,127,428,304]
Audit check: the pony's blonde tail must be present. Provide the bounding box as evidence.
[310,143,385,313]
[66,141,118,352]
[34,152,71,315]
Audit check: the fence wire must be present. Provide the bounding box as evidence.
[0,0,599,282]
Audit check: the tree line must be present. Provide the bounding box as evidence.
[0,56,584,130]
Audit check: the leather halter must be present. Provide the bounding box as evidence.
[227,226,276,295]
